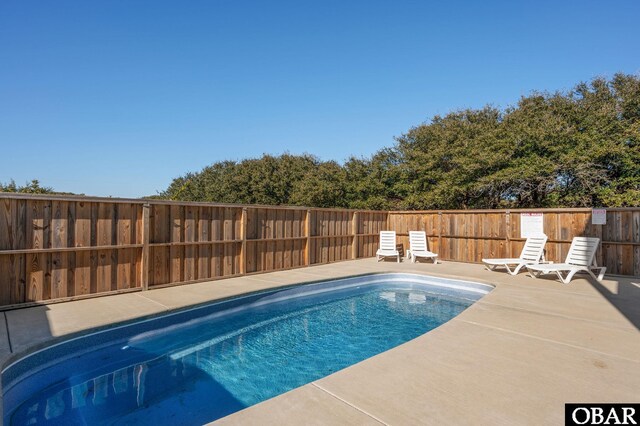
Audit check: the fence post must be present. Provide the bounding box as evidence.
[305,210,311,265]
[141,203,150,291]
[240,207,247,275]
[352,211,359,259]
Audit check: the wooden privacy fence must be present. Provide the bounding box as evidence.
[388,209,640,277]
[1,194,639,309]
[0,194,387,309]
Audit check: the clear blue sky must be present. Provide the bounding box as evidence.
[1,0,639,198]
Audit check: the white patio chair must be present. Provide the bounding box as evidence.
[482,234,548,275]
[376,231,400,262]
[526,237,606,284]
[407,231,438,263]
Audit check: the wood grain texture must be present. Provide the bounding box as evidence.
[140,204,150,290]
[198,207,211,279]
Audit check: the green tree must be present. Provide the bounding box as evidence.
[0,179,56,194]
[290,161,348,208]
[395,107,506,209]
[161,154,321,205]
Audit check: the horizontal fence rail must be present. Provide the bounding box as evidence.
[1,193,638,309]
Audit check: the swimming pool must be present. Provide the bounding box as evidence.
[2,273,492,425]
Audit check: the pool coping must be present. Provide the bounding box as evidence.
[2,259,639,424]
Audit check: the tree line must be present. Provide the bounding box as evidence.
[3,74,638,209]
[161,74,639,209]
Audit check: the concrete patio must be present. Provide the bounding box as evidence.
[2,259,639,425]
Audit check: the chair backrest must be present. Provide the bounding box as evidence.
[566,237,600,266]
[409,231,428,252]
[518,234,548,262]
[379,231,397,251]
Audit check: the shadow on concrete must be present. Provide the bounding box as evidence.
[514,268,640,331]
[2,304,53,360]
[589,276,640,331]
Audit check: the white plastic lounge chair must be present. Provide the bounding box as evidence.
[376,231,400,262]
[406,231,438,263]
[482,234,548,275]
[526,237,606,284]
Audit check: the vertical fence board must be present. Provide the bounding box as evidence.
[198,207,211,280]
[51,201,68,298]
[140,204,149,290]
[152,205,169,286]
[184,205,196,282]
[0,201,11,302]
[224,208,234,275]
[170,205,183,284]
[74,202,92,295]
[115,203,131,290]
[246,241,256,273]
[26,200,44,301]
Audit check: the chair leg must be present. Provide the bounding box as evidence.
[587,267,606,283]
[559,269,578,284]
[397,254,400,263]
[509,263,526,275]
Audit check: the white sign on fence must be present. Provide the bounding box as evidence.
[592,209,607,225]
[521,212,544,238]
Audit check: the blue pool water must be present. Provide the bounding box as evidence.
[2,273,492,425]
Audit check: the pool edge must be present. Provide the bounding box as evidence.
[2,271,494,375]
